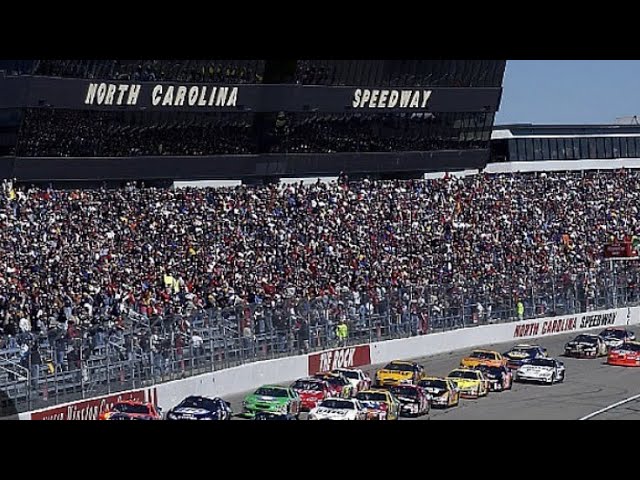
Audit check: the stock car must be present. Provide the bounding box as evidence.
[418,377,461,408]
[308,398,368,420]
[514,357,565,384]
[472,365,513,392]
[355,389,401,420]
[290,377,332,411]
[242,385,302,418]
[503,344,547,370]
[599,328,636,350]
[374,360,426,387]
[332,368,372,393]
[446,368,489,399]
[165,395,233,420]
[607,341,640,367]
[564,333,608,358]
[314,372,354,398]
[388,384,431,417]
[460,350,507,369]
[98,401,162,420]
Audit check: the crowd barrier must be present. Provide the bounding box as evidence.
[20,306,640,419]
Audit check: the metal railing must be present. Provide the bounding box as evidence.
[3,263,640,414]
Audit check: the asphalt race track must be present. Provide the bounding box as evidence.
[226,326,640,420]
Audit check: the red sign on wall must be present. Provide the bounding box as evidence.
[308,345,371,375]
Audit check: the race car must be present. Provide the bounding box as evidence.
[308,398,367,420]
[98,401,162,420]
[599,328,636,350]
[564,333,608,358]
[446,368,489,399]
[460,349,507,369]
[165,395,233,420]
[607,341,640,367]
[242,385,302,418]
[472,364,513,392]
[332,368,372,393]
[355,389,401,420]
[502,344,547,370]
[514,357,565,384]
[418,377,460,408]
[374,360,426,387]
[388,384,431,417]
[290,377,332,411]
[314,372,354,398]
[254,411,298,420]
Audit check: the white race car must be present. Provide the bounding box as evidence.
[599,327,636,350]
[515,357,565,385]
[332,368,372,393]
[308,398,367,420]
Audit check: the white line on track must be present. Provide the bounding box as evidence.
[579,393,640,420]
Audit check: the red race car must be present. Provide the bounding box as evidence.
[290,377,332,411]
[98,401,162,420]
[313,372,354,398]
[607,341,640,367]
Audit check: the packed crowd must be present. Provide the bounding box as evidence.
[32,60,266,84]
[2,170,640,379]
[16,109,256,157]
[266,112,489,154]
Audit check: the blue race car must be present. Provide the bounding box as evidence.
[165,396,233,420]
[503,344,547,370]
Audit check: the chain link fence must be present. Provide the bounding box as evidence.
[2,262,639,414]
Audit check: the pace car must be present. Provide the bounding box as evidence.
[514,357,565,384]
[98,401,162,420]
[564,333,608,358]
[503,344,547,370]
[374,360,426,387]
[388,384,430,417]
[446,368,489,399]
[607,341,640,367]
[332,368,372,393]
[308,398,367,420]
[290,377,332,411]
[314,372,354,398]
[472,365,513,392]
[242,385,302,418]
[460,350,507,369]
[599,328,636,350]
[165,395,233,420]
[355,389,401,420]
[418,377,461,408]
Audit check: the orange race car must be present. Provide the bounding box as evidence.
[98,401,162,420]
[460,349,507,369]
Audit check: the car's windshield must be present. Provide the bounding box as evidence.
[448,370,479,380]
[383,362,415,372]
[418,379,448,390]
[601,329,625,339]
[573,335,597,344]
[356,392,387,402]
[319,399,355,410]
[112,403,150,414]
[336,370,359,380]
[507,347,536,357]
[177,396,218,411]
[254,387,288,397]
[390,386,419,398]
[292,380,322,391]
[476,366,501,376]
[470,351,495,360]
[618,342,640,352]
[318,375,346,386]
[528,358,555,367]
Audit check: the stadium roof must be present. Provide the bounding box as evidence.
[492,123,640,139]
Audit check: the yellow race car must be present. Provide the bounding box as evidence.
[418,377,461,408]
[374,360,426,387]
[355,389,401,420]
[446,368,489,399]
[460,349,507,369]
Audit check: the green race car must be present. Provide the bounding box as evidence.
[242,385,302,418]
